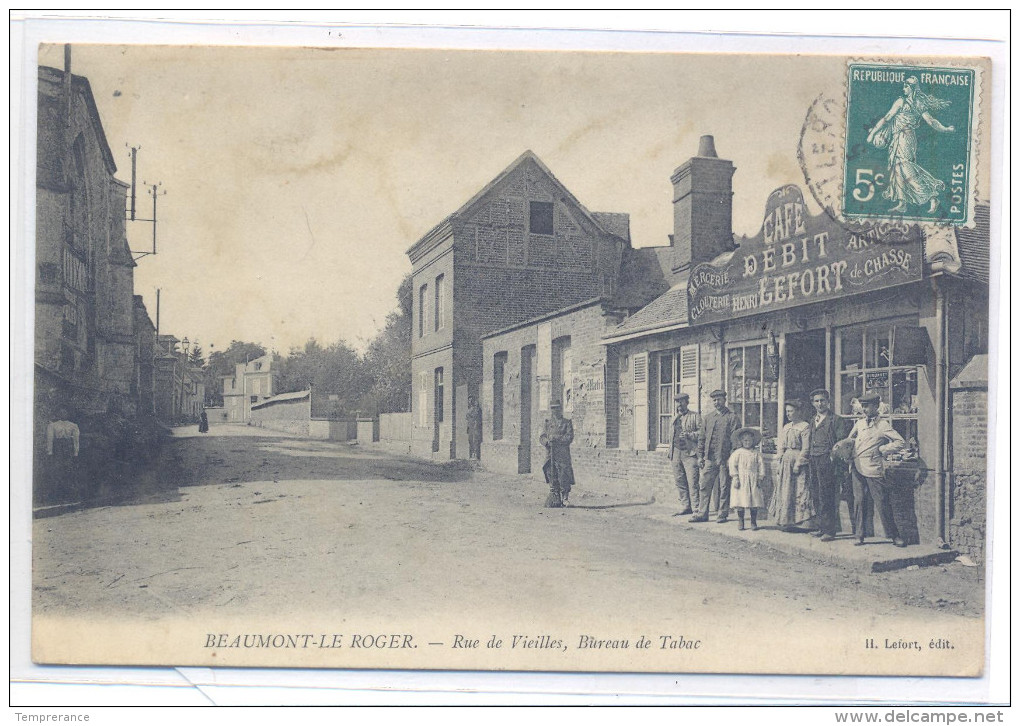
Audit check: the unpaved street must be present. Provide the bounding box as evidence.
[32,426,985,672]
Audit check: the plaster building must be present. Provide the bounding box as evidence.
[475,137,989,560]
[222,354,275,423]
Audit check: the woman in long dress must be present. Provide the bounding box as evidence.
[770,401,816,531]
[866,76,955,214]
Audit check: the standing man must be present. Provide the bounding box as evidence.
[667,392,702,516]
[466,396,483,461]
[540,400,575,508]
[807,389,843,541]
[693,389,739,524]
[837,391,906,547]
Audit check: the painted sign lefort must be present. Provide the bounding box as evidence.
[687,185,923,325]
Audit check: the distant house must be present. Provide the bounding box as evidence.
[222,354,275,423]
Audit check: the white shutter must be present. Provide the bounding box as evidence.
[679,344,700,412]
[632,352,649,450]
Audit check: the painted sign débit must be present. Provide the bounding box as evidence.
[687,185,923,326]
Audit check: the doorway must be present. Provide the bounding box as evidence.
[518,345,535,474]
[432,367,443,453]
[784,329,827,407]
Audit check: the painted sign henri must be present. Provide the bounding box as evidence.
[687,185,923,325]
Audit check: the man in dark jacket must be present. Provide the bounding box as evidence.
[693,389,739,523]
[540,400,575,508]
[807,388,844,541]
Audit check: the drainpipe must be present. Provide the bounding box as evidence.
[934,276,948,547]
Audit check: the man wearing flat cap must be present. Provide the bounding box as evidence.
[836,391,907,547]
[693,389,739,523]
[667,392,702,515]
[540,399,575,508]
[807,389,847,541]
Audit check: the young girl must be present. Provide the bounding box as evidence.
[728,427,767,531]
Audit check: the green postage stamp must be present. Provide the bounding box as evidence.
[843,63,977,225]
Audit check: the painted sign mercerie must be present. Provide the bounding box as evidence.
[687,185,923,325]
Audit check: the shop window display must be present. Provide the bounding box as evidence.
[726,343,779,450]
[837,323,920,451]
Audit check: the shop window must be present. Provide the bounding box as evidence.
[655,345,700,446]
[726,342,779,440]
[529,201,554,236]
[837,323,923,444]
[492,352,506,440]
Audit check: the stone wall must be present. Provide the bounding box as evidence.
[949,384,987,561]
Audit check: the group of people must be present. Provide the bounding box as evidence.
[668,388,910,546]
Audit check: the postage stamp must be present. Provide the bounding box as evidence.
[842,63,977,225]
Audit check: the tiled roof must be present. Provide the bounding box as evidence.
[591,212,631,243]
[954,204,990,284]
[609,245,673,311]
[605,281,689,340]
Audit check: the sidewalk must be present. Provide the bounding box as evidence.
[642,505,959,573]
[474,466,960,574]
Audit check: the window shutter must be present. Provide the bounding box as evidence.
[679,344,700,412]
[633,352,649,450]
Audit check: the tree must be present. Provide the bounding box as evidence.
[275,337,372,419]
[360,272,412,413]
[188,344,205,367]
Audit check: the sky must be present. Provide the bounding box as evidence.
[31,31,992,357]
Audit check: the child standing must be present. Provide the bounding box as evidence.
[728,427,767,531]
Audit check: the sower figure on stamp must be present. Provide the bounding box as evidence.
[867,76,955,215]
[540,400,574,508]
[667,392,702,516]
[466,396,482,461]
[836,391,907,548]
[692,389,739,524]
[807,389,844,541]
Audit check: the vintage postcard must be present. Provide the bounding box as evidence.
[19,29,998,685]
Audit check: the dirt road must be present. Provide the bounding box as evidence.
[32,426,985,673]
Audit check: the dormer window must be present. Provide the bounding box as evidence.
[529,201,554,236]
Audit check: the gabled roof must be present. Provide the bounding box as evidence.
[406,150,628,258]
[38,66,118,175]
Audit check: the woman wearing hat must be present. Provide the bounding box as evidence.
[769,399,817,532]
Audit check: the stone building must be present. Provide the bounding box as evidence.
[35,64,136,421]
[132,295,156,417]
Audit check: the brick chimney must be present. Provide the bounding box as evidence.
[670,135,735,273]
